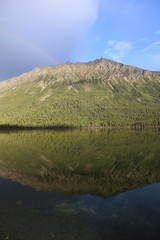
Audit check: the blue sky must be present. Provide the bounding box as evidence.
[77,0,160,71]
[0,0,160,80]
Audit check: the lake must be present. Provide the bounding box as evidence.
[0,129,160,240]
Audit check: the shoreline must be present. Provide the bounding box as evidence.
[0,124,159,131]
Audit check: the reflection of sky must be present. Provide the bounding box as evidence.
[1,177,160,240]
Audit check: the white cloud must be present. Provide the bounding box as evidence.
[139,37,148,41]
[142,42,160,71]
[104,40,133,60]
[0,0,99,80]
[143,41,160,52]
[107,40,118,46]
[156,30,160,35]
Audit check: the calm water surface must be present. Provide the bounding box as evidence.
[0,129,160,240]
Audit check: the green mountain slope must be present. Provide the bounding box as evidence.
[0,58,160,127]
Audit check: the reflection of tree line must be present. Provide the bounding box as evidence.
[0,124,74,130]
[0,130,160,196]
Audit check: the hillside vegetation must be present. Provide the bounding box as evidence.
[0,58,160,127]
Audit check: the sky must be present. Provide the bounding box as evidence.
[0,0,160,80]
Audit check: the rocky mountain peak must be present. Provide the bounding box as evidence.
[0,58,160,93]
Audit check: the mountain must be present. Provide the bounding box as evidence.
[0,58,160,127]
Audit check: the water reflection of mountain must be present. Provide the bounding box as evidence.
[0,129,160,197]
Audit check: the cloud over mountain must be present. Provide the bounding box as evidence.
[104,40,133,60]
[0,0,99,80]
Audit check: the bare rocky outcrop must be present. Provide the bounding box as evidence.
[0,58,160,93]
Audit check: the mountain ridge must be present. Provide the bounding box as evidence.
[0,58,160,127]
[1,58,160,89]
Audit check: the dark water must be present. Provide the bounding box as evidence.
[0,129,160,240]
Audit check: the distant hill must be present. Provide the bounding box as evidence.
[0,58,160,127]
